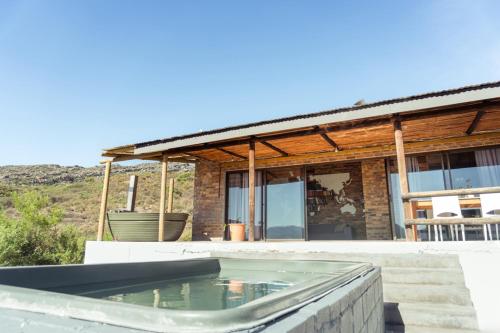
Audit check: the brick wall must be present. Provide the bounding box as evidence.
[191,135,500,241]
[307,162,366,240]
[192,161,225,240]
[192,157,393,241]
[361,159,393,240]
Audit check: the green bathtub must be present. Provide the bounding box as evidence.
[107,212,188,241]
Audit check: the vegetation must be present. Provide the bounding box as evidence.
[0,191,85,266]
[0,164,196,265]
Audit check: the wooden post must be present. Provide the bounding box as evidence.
[167,178,175,213]
[248,140,256,241]
[158,154,168,242]
[126,175,138,212]
[97,161,112,241]
[393,117,416,241]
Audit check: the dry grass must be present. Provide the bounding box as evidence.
[0,169,195,241]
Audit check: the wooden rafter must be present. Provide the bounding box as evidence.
[315,126,340,151]
[465,110,485,135]
[150,118,390,156]
[325,118,391,132]
[216,147,247,160]
[258,140,288,156]
[183,152,215,163]
[161,127,325,155]
[220,131,500,169]
[320,133,339,151]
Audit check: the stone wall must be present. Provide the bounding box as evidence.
[262,267,384,333]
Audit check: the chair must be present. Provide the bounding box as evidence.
[480,193,500,241]
[432,196,464,241]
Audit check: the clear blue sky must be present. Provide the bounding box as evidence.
[1,0,500,166]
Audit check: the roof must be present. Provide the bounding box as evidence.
[104,80,500,157]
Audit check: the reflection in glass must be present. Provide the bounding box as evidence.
[387,147,500,240]
[265,167,305,239]
[226,171,263,240]
[449,149,500,189]
[406,154,446,192]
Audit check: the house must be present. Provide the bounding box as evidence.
[99,81,500,243]
[90,81,500,332]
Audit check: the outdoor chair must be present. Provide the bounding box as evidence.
[480,193,500,241]
[432,196,464,241]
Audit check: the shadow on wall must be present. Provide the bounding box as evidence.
[384,302,405,333]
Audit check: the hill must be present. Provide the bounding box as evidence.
[0,163,195,240]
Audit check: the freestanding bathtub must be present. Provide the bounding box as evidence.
[107,212,188,241]
[0,258,383,333]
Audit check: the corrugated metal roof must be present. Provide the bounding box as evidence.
[107,80,500,155]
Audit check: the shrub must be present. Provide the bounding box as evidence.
[0,191,85,266]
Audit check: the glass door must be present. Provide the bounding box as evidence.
[225,171,263,240]
[265,167,305,240]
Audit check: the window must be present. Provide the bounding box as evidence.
[265,167,305,240]
[225,171,263,240]
[387,147,500,239]
[448,149,500,189]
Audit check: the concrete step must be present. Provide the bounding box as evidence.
[212,251,478,332]
[350,253,462,269]
[381,267,466,286]
[385,324,479,333]
[209,251,463,269]
[384,302,478,330]
[383,283,473,306]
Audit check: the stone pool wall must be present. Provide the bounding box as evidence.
[262,267,383,333]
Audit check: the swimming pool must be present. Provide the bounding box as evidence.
[0,258,378,332]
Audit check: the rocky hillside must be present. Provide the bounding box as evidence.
[0,163,195,240]
[0,163,192,185]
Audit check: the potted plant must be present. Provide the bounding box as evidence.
[227,219,246,241]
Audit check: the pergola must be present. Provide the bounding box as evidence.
[98,82,500,241]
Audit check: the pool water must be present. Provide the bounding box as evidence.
[79,268,321,310]
[0,258,373,332]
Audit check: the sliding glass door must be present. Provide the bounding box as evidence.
[265,167,305,240]
[226,171,263,240]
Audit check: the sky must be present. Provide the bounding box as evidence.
[1,0,500,166]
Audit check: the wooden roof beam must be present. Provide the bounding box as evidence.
[320,133,339,151]
[257,139,288,156]
[315,126,340,151]
[216,147,247,160]
[183,152,216,163]
[466,110,485,135]
[161,120,391,155]
[158,103,497,156]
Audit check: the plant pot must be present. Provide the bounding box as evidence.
[228,279,244,294]
[229,224,246,241]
